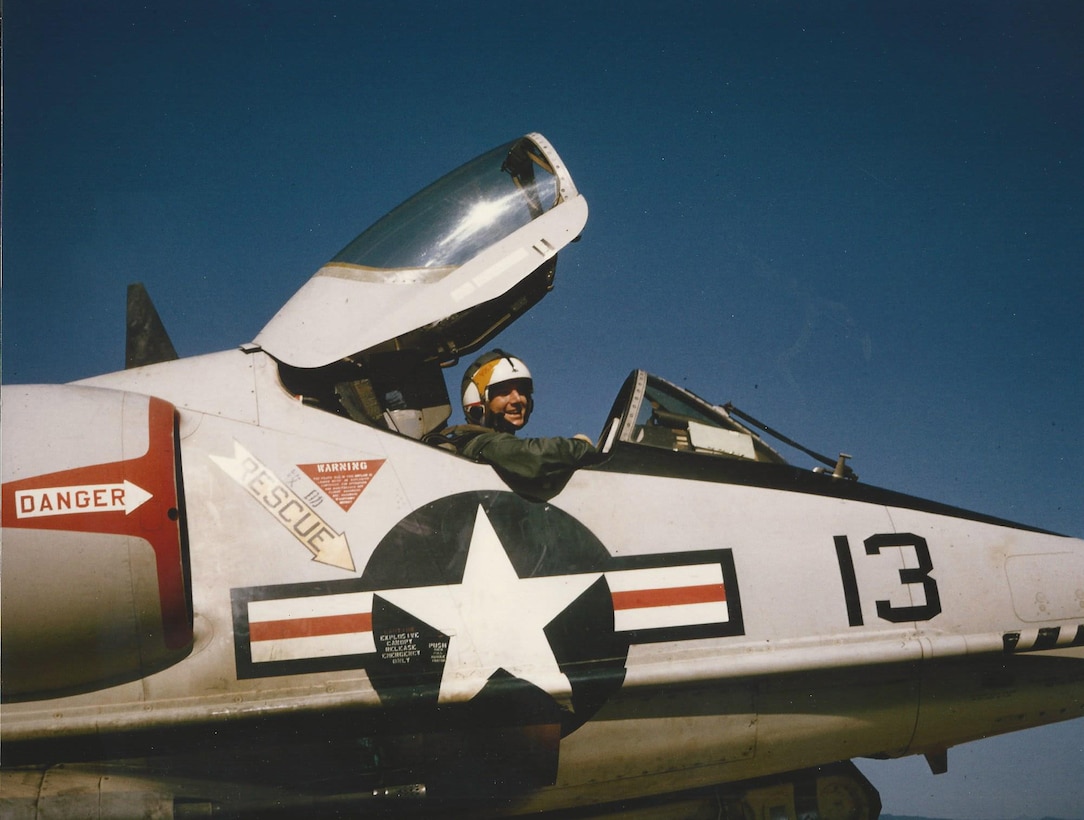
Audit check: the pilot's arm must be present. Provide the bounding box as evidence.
[459,430,598,483]
[428,426,598,499]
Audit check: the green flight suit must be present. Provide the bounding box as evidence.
[430,425,599,499]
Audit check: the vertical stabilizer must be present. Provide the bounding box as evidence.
[126,283,178,369]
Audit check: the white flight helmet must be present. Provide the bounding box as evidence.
[461,349,533,429]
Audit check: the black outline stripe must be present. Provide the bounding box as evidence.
[604,549,744,645]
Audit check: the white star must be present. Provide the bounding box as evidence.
[379,505,601,708]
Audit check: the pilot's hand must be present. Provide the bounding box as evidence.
[573,434,595,446]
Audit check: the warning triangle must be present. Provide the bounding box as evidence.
[299,459,385,512]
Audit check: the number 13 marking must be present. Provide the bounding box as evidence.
[834,533,942,626]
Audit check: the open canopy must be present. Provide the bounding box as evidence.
[255,134,588,369]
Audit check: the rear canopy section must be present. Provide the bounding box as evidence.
[254,133,589,369]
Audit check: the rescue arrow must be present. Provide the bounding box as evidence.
[211,441,355,572]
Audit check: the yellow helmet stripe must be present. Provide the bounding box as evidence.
[471,358,503,401]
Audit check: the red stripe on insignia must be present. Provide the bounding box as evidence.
[611,583,726,610]
[250,612,372,642]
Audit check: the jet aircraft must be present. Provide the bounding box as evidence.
[2,133,1082,819]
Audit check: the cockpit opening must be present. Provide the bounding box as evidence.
[276,359,790,472]
[277,350,452,440]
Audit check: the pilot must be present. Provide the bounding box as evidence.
[428,349,599,498]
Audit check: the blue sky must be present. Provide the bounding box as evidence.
[3,2,1081,816]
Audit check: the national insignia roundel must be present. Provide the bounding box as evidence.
[360,491,630,734]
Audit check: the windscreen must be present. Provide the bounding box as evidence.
[611,371,787,464]
[331,138,560,271]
